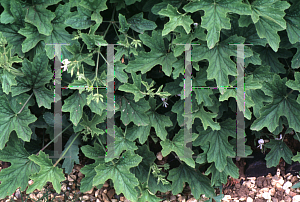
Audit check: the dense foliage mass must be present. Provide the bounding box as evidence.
[0,0,300,201]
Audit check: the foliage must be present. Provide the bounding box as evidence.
[0,0,300,201]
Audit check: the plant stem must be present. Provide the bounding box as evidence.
[96,136,107,154]
[103,8,115,38]
[172,151,183,164]
[146,164,152,187]
[37,123,73,155]
[53,132,80,167]
[17,92,34,114]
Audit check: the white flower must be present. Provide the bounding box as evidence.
[193,23,198,27]
[275,134,282,140]
[61,59,70,72]
[161,97,168,108]
[257,139,264,149]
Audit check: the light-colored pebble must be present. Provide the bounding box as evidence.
[283,181,293,190]
[246,197,253,202]
[293,195,300,202]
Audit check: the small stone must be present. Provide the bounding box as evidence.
[186,197,197,202]
[28,180,34,185]
[120,196,125,201]
[107,189,115,199]
[269,188,276,196]
[95,189,99,198]
[272,198,278,202]
[284,181,293,190]
[239,197,246,201]
[82,195,89,200]
[286,188,291,195]
[291,176,299,184]
[61,183,67,192]
[263,180,268,187]
[111,199,118,202]
[103,181,109,187]
[68,174,76,182]
[170,195,176,201]
[96,199,100,202]
[246,197,253,202]
[223,195,231,200]
[36,193,43,199]
[156,152,163,161]
[293,195,300,202]
[284,196,292,202]
[262,192,271,200]
[276,182,283,189]
[84,187,94,194]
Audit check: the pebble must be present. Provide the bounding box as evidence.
[283,181,293,190]
[170,195,176,201]
[293,195,300,202]
[246,197,253,202]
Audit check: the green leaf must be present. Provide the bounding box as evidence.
[161,129,198,168]
[1,70,17,95]
[171,95,200,128]
[292,152,300,163]
[252,45,292,74]
[183,0,251,49]
[246,0,290,52]
[118,72,145,102]
[27,151,66,194]
[74,113,105,137]
[193,118,236,172]
[114,61,129,83]
[18,23,47,53]
[172,26,206,57]
[146,108,173,141]
[291,44,300,69]
[151,0,182,15]
[0,24,26,58]
[11,51,53,109]
[105,126,138,162]
[80,33,107,50]
[286,72,300,91]
[126,30,177,76]
[0,132,39,199]
[25,5,56,36]
[167,163,215,199]
[127,13,157,34]
[79,0,108,12]
[250,74,300,133]
[0,93,36,150]
[137,186,161,202]
[61,133,82,174]
[93,150,143,202]
[62,91,87,126]
[264,139,293,168]
[158,4,194,36]
[118,94,150,126]
[0,1,15,24]
[80,143,106,193]
[189,104,221,131]
[126,125,151,144]
[119,13,131,33]
[285,1,300,44]
[125,0,141,5]
[205,158,239,187]
[10,0,26,26]
[64,5,94,29]
[192,35,249,88]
